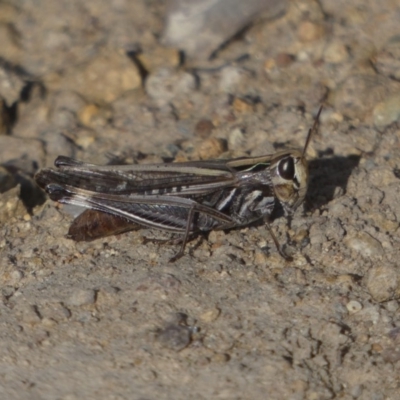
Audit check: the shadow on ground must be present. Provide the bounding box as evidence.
[306,154,360,211]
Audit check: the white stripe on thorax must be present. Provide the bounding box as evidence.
[216,188,237,211]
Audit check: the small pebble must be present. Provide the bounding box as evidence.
[50,90,86,114]
[297,21,325,42]
[18,305,42,325]
[368,166,399,187]
[232,97,254,114]
[366,264,399,302]
[324,218,346,242]
[194,119,214,139]
[385,300,399,313]
[388,327,400,340]
[373,94,400,128]
[373,35,400,81]
[196,138,226,160]
[136,46,180,72]
[208,230,225,244]
[346,300,362,314]
[96,287,120,308]
[62,127,96,149]
[228,128,245,150]
[145,68,196,107]
[275,53,295,68]
[67,289,96,307]
[219,66,247,93]
[371,343,383,353]
[50,108,77,129]
[292,229,309,243]
[323,41,349,64]
[211,353,230,363]
[366,212,399,234]
[176,119,193,136]
[9,269,23,285]
[78,104,100,127]
[156,324,191,351]
[0,186,26,222]
[43,302,71,321]
[264,58,277,73]
[253,251,268,266]
[203,332,233,352]
[344,232,383,257]
[200,308,220,323]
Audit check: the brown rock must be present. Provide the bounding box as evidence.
[194,119,214,139]
[196,138,227,160]
[232,97,254,114]
[323,41,349,64]
[275,53,296,68]
[45,49,142,104]
[366,264,400,302]
[298,21,325,42]
[136,46,181,72]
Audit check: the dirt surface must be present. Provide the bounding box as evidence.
[1,1,400,399]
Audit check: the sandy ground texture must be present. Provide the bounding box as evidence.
[1,0,400,399]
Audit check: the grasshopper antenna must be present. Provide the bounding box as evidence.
[302,105,323,159]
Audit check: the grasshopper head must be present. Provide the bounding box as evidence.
[270,106,322,215]
[270,150,309,215]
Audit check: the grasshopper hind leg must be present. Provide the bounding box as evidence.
[169,205,197,262]
[141,205,198,263]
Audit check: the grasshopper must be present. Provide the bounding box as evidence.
[35,106,322,261]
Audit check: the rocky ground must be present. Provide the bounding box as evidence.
[1,0,400,399]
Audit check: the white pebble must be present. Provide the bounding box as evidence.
[346,300,362,314]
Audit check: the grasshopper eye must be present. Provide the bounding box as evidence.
[278,157,295,180]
